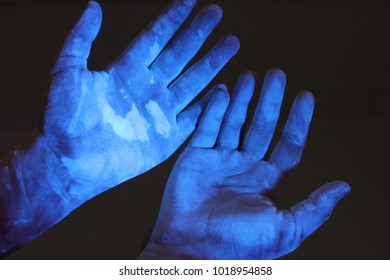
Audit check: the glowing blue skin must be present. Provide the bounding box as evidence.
[139,70,351,260]
[0,0,239,255]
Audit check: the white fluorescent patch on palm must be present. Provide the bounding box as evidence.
[101,101,149,142]
[62,153,105,182]
[146,100,171,138]
[149,41,160,58]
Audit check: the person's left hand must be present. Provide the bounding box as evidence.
[140,70,350,259]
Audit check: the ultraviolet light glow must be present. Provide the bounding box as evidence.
[0,0,349,260]
[0,0,240,255]
[146,101,171,138]
[101,101,150,142]
[139,70,350,260]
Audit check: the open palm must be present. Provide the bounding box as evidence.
[141,70,350,259]
[43,0,239,200]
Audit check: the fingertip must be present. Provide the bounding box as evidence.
[311,181,351,207]
[233,71,256,103]
[88,0,100,8]
[290,91,315,125]
[182,0,198,8]
[298,90,315,107]
[77,0,102,40]
[213,83,228,92]
[206,86,230,117]
[206,84,229,104]
[223,34,241,53]
[213,85,230,104]
[244,70,260,86]
[86,0,102,19]
[341,181,352,194]
[204,4,223,21]
[266,68,287,87]
[260,68,286,102]
[239,70,257,85]
[242,69,256,76]
[54,0,102,71]
[327,180,351,198]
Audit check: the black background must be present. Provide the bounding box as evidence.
[1,0,389,259]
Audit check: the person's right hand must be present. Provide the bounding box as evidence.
[140,70,350,259]
[0,0,239,256]
[44,0,239,200]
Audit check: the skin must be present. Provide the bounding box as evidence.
[46,0,239,197]
[0,0,239,255]
[139,70,350,260]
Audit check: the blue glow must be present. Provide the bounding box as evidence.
[140,71,350,260]
[0,0,349,260]
[0,0,239,255]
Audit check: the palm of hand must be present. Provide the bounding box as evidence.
[147,71,350,259]
[163,147,289,259]
[42,1,239,198]
[45,63,177,189]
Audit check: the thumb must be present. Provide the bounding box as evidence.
[52,1,102,73]
[289,180,350,247]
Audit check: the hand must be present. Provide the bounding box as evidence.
[0,0,239,255]
[44,0,239,199]
[140,70,350,259]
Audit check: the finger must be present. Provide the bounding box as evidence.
[269,91,314,172]
[241,69,286,159]
[123,0,197,66]
[189,85,230,148]
[217,71,255,149]
[176,88,215,143]
[287,181,350,249]
[53,1,102,73]
[170,35,240,113]
[150,5,223,84]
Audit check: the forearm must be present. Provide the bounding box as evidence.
[0,136,83,256]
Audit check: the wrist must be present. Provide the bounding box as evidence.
[0,136,84,255]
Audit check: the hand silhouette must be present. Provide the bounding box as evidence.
[140,70,350,259]
[44,0,239,199]
[0,0,239,255]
